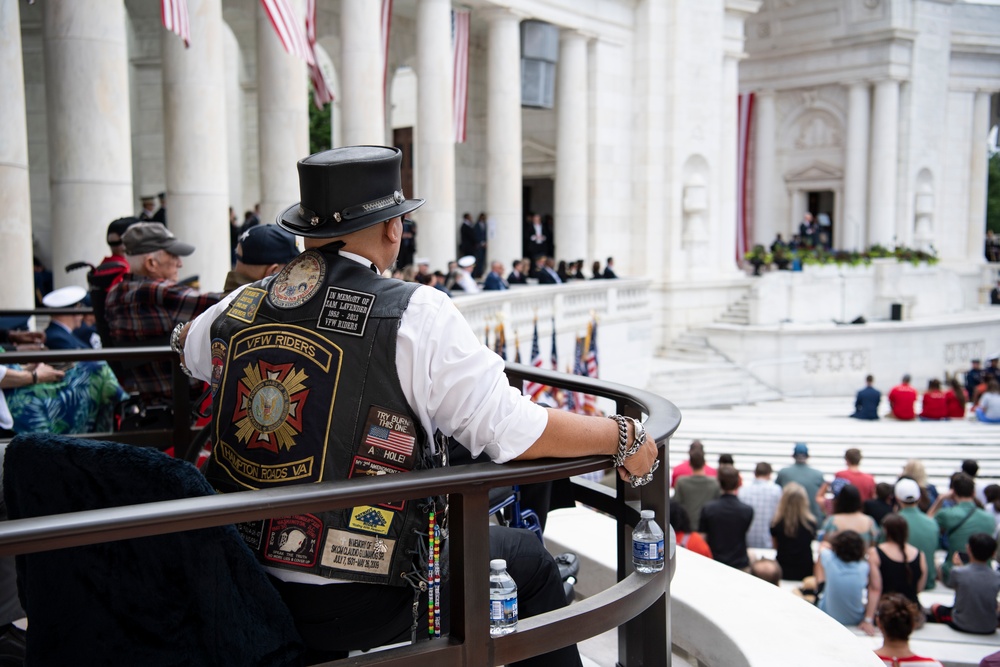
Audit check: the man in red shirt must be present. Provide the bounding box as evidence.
[671,440,718,488]
[888,374,918,420]
[920,378,949,420]
[833,448,876,502]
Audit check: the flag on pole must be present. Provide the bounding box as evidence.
[568,336,589,413]
[582,319,599,415]
[493,320,506,361]
[306,0,334,108]
[452,9,470,143]
[550,318,558,371]
[161,0,191,48]
[737,92,755,262]
[260,0,315,65]
[524,318,544,400]
[382,0,393,105]
[514,331,521,364]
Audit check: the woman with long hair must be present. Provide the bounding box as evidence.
[867,513,927,620]
[900,460,937,511]
[945,377,967,419]
[873,594,944,666]
[769,482,817,581]
[819,483,880,548]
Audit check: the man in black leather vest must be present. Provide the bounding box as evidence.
[177,146,658,665]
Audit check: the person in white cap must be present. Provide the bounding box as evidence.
[454,255,479,293]
[42,286,91,350]
[894,477,940,590]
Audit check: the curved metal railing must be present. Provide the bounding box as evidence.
[0,347,680,666]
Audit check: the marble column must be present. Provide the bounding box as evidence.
[43,0,134,287]
[0,1,36,308]
[844,82,870,251]
[554,30,589,264]
[752,90,776,246]
[484,9,523,268]
[340,0,385,146]
[967,90,991,263]
[867,79,899,247]
[257,0,308,225]
[415,0,456,272]
[162,0,230,291]
[718,53,740,273]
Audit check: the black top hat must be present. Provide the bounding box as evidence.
[277,146,424,238]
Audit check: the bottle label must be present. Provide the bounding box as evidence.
[633,539,664,562]
[490,595,518,626]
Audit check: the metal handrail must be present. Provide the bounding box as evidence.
[0,358,680,666]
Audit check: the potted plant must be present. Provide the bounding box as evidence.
[744,245,771,276]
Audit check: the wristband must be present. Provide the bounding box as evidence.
[31,369,37,385]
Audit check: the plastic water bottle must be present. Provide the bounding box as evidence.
[489,558,518,636]
[632,509,664,573]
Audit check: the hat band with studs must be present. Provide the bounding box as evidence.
[301,190,406,227]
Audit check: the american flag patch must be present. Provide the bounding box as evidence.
[365,425,414,457]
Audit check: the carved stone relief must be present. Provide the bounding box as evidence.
[794,112,842,150]
[804,350,868,374]
[944,341,985,365]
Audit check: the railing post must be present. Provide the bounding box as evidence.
[171,358,193,461]
[449,489,492,665]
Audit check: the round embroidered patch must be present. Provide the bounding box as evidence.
[268,250,326,309]
[248,380,290,433]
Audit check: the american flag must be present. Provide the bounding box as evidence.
[306,0,334,108]
[582,318,600,415]
[161,0,190,48]
[514,331,521,364]
[452,9,470,143]
[550,317,558,370]
[260,0,315,66]
[365,424,414,457]
[524,318,544,400]
[567,336,587,413]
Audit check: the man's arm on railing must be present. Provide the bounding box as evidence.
[516,408,658,482]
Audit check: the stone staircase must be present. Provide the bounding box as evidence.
[646,332,782,408]
[715,293,750,325]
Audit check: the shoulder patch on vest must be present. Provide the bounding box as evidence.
[226,287,266,323]
[268,250,326,309]
[316,286,376,337]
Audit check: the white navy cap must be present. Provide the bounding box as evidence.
[458,255,476,268]
[42,286,87,308]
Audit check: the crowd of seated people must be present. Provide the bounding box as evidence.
[850,361,1000,423]
[669,438,999,662]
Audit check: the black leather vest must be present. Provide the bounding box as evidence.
[204,243,435,586]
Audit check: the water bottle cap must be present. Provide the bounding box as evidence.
[490,559,507,570]
[640,509,654,519]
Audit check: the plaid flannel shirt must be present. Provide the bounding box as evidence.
[105,274,221,403]
[738,478,783,549]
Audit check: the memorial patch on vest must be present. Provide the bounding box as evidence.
[237,519,265,551]
[321,529,394,577]
[268,250,326,309]
[226,286,266,323]
[316,286,376,337]
[214,324,341,489]
[359,406,417,469]
[210,339,227,396]
[348,505,394,535]
[349,456,406,511]
[264,514,322,568]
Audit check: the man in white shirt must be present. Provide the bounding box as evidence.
[455,255,479,293]
[176,146,657,665]
[738,462,783,549]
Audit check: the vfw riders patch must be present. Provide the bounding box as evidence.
[213,324,342,489]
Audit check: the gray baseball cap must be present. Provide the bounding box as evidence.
[122,222,195,256]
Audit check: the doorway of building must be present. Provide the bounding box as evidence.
[522,178,554,258]
[393,127,414,199]
[807,190,835,249]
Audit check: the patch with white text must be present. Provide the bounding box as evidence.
[315,286,376,337]
[321,528,394,576]
[349,456,406,511]
[264,514,322,568]
[358,406,417,469]
[214,324,341,490]
[268,250,326,309]
[226,287,266,323]
[348,505,394,535]
[236,520,265,551]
